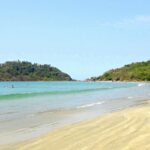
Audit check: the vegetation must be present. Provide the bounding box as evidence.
[90,60,150,81]
[0,61,72,81]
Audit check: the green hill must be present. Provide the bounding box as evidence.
[90,60,150,81]
[0,61,72,81]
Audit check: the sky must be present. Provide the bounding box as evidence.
[0,0,150,80]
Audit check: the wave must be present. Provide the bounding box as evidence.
[0,88,113,100]
[138,83,145,87]
[76,101,105,109]
[127,96,133,99]
[0,82,137,101]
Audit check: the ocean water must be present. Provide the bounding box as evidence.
[0,81,150,144]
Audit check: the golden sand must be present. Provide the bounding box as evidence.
[1,102,150,150]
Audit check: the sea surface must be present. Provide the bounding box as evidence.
[0,81,150,144]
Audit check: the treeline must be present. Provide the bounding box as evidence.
[90,60,150,81]
[0,61,72,81]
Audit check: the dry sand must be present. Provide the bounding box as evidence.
[1,102,150,150]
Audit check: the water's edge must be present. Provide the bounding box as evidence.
[0,81,150,144]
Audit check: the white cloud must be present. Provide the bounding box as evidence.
[100,15,150,28]
[116,15,150,26]
[135,15,150,23]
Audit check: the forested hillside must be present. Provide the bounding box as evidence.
[0,61,72,81]
[90,61,150,81]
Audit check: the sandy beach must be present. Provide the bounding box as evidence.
[1,100,150,150]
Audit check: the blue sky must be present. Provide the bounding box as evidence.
[0,0,150,80]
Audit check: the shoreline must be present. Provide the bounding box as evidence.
[1,100,150,150]
[1,81,150,146]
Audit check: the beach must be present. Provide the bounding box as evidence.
[1,100,150,150]
[0,81,150,150]
[1,0,150,149]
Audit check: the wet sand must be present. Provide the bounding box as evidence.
[1,100,150,150]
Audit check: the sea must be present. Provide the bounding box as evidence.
[0,81,150,144]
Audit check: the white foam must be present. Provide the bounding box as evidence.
[77,101,104,109]
[128,96,133,99]
[138,83,145,87]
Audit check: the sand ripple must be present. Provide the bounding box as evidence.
[1,103,150,150]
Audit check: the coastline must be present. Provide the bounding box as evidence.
[1,100,150,150]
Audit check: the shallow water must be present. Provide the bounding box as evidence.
[0,81,150,144]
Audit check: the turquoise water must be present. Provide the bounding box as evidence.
[0,81,150,144]
[0,81,136,100]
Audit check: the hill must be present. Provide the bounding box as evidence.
[90,60,150,81]
[0,61,72,81]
